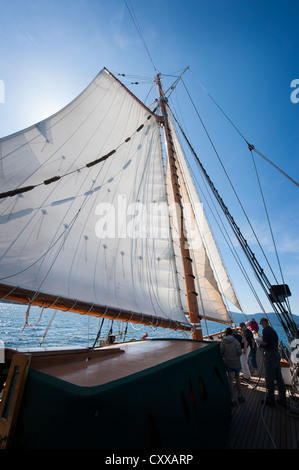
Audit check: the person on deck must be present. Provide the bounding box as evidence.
[247,318,259,333]
[240,322,258,375]
[259,318,286,407]
[220,328,245,407]
[237,324,251,380]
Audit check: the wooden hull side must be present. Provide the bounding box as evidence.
[13,340,231,449]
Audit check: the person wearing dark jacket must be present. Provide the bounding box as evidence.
[260,318,286,406]
[240,322,258,374]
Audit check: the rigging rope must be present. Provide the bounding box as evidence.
[92,317,105,348]
[249,145,299,188]
[189,68,299,188]
[169,116,236,325]
[249,149,288,298]
[26,303,46,327]
[0,192,88,282]
[180,78,279,284]
[169,102,299,341]
[40,310,57,345]
[124,0,157,72]
[173,92,284,319]
[185,153,268,316]
[57,317,102,347]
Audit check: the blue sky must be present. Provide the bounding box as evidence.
[0,0,298,317]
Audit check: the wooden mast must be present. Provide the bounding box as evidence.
[156,73,203,340]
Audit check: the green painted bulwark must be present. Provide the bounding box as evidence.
[14,340,231,449]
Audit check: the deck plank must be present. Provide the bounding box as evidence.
[225,349,299,449]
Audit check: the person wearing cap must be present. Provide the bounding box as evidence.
[259,318,286,407]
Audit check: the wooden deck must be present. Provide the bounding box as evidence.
[3,339,298,449]
[225,349,299,449]
[19,339,207,387]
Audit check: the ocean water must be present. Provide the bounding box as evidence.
[0,302,187,350]
[0,302,290,351]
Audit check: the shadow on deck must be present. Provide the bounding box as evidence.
[225,349,299,449]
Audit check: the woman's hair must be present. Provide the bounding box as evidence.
[225,327,233,335]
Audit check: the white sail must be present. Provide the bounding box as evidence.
[166,112,241,323]
[0,69,186,324]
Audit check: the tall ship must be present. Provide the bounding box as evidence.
[0,66,298,449]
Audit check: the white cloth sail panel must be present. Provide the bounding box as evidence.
[0,69,186,324]
[167,113,241,323]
